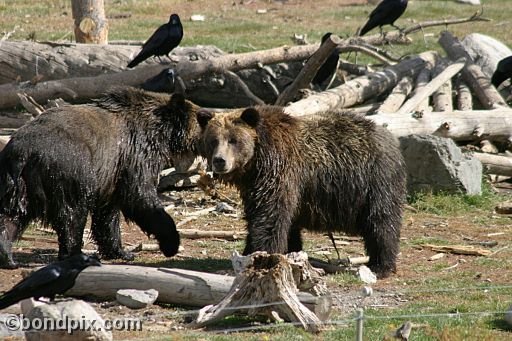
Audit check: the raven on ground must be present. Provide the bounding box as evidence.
[0,253,101,310]
[127,13,183,68]
[491,56,512,88]
[359,0,408,36]
[311,33,340,91]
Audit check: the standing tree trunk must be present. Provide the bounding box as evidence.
[71,0,108,44]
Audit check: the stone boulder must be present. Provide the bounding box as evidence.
[399,135,482,195]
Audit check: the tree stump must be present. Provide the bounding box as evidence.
[71,0,108,44]
[191,251,327,332]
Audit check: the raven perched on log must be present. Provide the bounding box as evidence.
[127,13,183,68]
[0,253,101,310]
[491,56,512,88]
[311,33,340,90]
[359,0,408,36]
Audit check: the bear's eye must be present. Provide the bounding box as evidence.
[228,137,237,144]
[210,138,219,147]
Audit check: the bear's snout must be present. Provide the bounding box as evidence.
[212,156,228,173]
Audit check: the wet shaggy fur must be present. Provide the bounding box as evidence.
[0,87,202,268]
[198,106,406,278]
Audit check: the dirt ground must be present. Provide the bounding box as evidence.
[1,180,511,339]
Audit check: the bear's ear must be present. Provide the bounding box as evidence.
[240,108,260,128]
[169,93,186,109]
[197,109,214,128]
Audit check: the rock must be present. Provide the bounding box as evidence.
[116,289,159,309]
[357,265,377,284]
[215,202,236,213]
[461,33,512,78]
[399,135,482,195]
[457,0,481,5]
[24,299,112,341]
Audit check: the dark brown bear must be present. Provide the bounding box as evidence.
[197,106,406,278]
[0,87,202,268]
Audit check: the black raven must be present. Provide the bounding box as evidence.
[0,253,101,310]
[359,0,408,36]
[312,33,340,90]
[491,56,512,88]
[127,13,183,68]
[141,68,176,93]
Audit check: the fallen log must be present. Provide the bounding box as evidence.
[432,58,454,112]
[67,263,332,320]
[410,61,434,113]
[377,76,413,113]
[473,152,512,177]
[438,31,507,109]
[395,58,465,115]
[285,51,438,117]
[368,108,512,141]
[456,77,473,111]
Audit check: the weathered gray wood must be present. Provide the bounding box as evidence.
[368,109,512,141]
[456,77,473,111]
[473,153,512,176]
[71,0,108,44]
[377,76,413,113]
[284,51,438,117]
[432,58,454,112]
[191,252,327,332]
[410,61,434,113]
[275,34,341,106]
[438,31,507,108]
[395,59,465,115]
[67,264,331,320]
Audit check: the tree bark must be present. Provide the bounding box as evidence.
[71,0,108,44]
[438,31,507,109]
[410,61,434,113]
[395,59,465,115]
[284,51,437,117]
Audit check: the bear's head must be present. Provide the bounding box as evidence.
[197,108,260,174]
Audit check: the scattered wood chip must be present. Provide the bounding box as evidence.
[495,201,512,214]
[421,244,492,256]
[428,253,445,261]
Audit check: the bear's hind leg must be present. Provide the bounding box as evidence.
[91,205,134,261]
[51,205,88,260]
[360,216,400,279]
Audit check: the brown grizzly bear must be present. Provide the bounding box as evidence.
[0,87,202,268]
[197,106,406,278]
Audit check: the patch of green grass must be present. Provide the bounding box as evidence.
[408,180,503,216]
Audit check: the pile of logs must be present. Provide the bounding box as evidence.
[0,12,511,177]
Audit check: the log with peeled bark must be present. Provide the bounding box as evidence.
[368,108,512,142]
[472,152,512,177]
[66,262,332,321]
[438,31,507,109]
[395,59,465,116]
[377,76,413,114]
[409,61,434,113]
[432,58,454,112]
[284,51,438,117]
[456,77,473,111]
